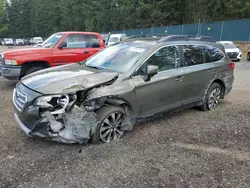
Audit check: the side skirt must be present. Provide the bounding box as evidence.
[137,99,204,123]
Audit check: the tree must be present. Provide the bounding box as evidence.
[0,0,249,37]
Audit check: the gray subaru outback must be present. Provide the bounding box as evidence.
[13,35,234,144]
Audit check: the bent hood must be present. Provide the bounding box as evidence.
[21,63,119,94]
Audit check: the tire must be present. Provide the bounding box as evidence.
[200,83,222,111]
[91,106,126,144]
[23,66,44,77]
[247,53,250,61]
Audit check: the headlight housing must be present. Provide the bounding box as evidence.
[35,96,54,108]
[5,60,18,65]
[34,95,73,114]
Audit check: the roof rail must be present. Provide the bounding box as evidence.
[158,35,216,43]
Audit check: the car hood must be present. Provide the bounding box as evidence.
[3,47,49,56]
[225,48,240,53]
[21,63,119,94]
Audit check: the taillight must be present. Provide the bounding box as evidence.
[229,62,235,70]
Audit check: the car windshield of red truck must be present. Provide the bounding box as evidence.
[42,33,64,48]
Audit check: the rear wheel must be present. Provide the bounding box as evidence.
[247,53,250,61]
[200,83,222,111]
[91,106,126,143]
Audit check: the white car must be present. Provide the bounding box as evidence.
[107,34,127,46]
[15,39,24,46]
[30,37,43,45]
[217,41,242,61]
[3,38,14,46]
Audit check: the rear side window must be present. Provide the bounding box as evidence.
[183,45,204,66]
[205,45,224,62]
[64,34,100,48]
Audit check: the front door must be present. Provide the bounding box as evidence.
[52,34,102,66]
[133,45,185,117]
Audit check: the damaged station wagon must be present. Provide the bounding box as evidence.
[13,35,234,144]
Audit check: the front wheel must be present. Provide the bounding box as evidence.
[91,106,126,144]
[200,83,222,111]
[23,66,44,77]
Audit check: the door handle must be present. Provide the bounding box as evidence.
[207,68,215,73]
[175,76,183,82]
[83,51,89,54]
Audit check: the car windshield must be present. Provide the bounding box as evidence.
[84,43,150,73]
[41,34,64,48]
[221,43,237,49]
[109,37,120,43]
[5,38,12,42]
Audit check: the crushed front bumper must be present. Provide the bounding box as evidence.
[14,113,32,136]
[14,105,101,144]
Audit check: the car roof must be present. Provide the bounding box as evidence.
[57,31,101,35]
[121,36,225,52]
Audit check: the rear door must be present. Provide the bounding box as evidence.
[181,45,216,104]
[134,45,185,116]
[52,34,102,66]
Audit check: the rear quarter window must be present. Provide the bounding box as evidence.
[205,45,224,62]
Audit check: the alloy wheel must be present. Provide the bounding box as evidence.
[100,112,125,143]
[208,88,221,110]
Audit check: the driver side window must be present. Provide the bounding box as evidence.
[135,45,180,76]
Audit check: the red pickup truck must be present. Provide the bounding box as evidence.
[0,31,105,80]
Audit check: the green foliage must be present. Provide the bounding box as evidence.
[0,0,249,37]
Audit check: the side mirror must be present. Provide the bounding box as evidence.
[59,41,67,49]
[143,65,159,82]
[147,65,159,77]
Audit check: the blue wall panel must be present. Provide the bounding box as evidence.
[104,19,250,41]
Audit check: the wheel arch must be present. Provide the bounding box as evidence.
[211,79,226,99]
[20,61,51,78]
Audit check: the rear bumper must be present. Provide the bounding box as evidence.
[0,65,21,80]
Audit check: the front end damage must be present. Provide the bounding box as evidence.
[14,86,134,144]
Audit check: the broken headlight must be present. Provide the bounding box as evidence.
[35,95,70,111]
[35,96,54,108]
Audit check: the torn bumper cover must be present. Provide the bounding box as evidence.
[15,106,100,144]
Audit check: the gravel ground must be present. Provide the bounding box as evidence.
[0,60,250,188]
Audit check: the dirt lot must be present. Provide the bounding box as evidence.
[0,60,250,188]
